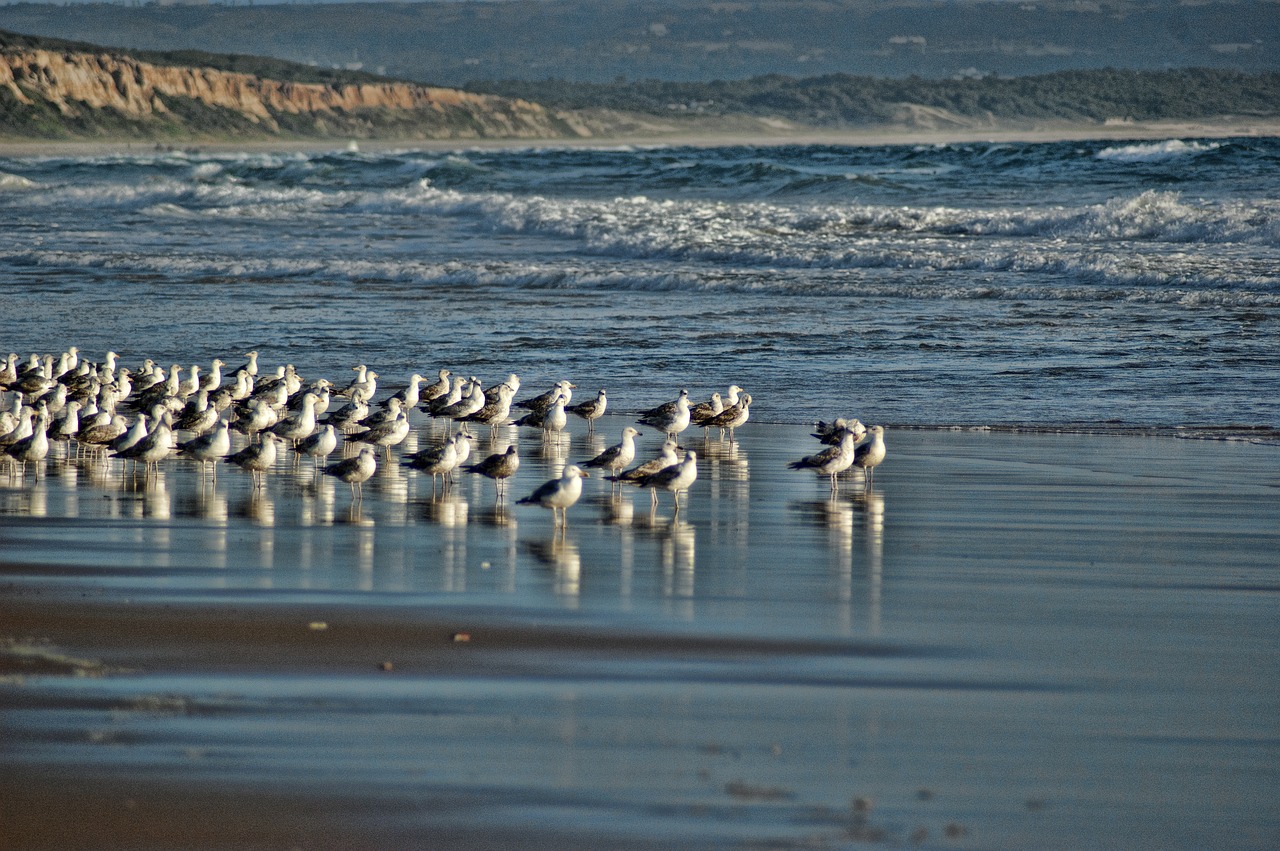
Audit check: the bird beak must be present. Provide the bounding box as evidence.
[579,470,590,478]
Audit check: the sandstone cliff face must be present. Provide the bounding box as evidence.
[0,47,585,139]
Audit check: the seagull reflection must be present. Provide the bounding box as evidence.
[853,490,885,636]
[120,470,171,519]
[538,430,570,462]
[338,501,373,527]
[593,492,634,527]
[0,479,49,517]
[475,501,517,529]
[660,518,697,612]
[79,453,121,490]
[237,489,275,526]
[422,491,469,528]
[524,534,582,601]
[177,487,229,522]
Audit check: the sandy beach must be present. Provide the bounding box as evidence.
[2,420,1277,849]
[3,117,1279,159]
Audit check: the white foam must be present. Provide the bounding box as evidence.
[1096,140,1222,163]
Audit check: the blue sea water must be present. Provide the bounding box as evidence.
[2,137,1278,428]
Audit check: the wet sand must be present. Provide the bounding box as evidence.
[1,420,1278,849]
[3,117,1279,159]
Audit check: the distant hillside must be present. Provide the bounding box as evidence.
[469,69,1280,129]
[0,31,588,141]
[0,0,1275,86]
[3,30,1278,144]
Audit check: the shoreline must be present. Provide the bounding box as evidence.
[3,118,1278,157]
[2,424,1278,849]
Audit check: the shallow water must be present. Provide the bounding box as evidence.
[2,420,1277,849]
[2,137,1278,847]
[2,139,1278,428]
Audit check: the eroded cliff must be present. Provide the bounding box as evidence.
[0,47,589,140]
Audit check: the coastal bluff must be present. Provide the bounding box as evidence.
[0,45,590,141]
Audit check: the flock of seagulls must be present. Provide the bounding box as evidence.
[1,347,888,525]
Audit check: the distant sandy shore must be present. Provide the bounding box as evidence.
[2,118,1278,157]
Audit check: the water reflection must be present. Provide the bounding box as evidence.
[791,489,886,636]
[525,534,582,603]
[854,491,885,636]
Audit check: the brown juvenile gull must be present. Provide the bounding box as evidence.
[225,432,283,489]
[567,389,607,432]
[789,427,858,490]
[323,445,378,500]
[635,449,699,510]
[463,444,520,497]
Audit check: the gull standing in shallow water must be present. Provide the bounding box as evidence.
[225,432,282,489]
[851,425,887,487]
[463,444,520,498]
[403,433,462,490]
[638,389,692,439]
[518,464,590,526]
[701,393,751,441]
[296,424,339,470]
[178,419,232,479]
[323,445,378,500]
[583,426,641,488]
[567,389,607,432]
[789,427,858,490]
[636,449,698,510]
[610,437,682,484]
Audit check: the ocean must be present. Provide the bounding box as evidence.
[2,138,1279,849]
[2,137,1277,431]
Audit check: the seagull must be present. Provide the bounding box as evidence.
[225,432,283,488]
[516,380,575,415]
[610,437,682,484]
[271,392,320,445]
[789,427,859,490]
[323,445,378,500]
[638,389,691,439]
[813,418,866,445]
[322,398,371,434]
[234,398,280,440]
[358,396,404,430]
[385,373,425,410]
[459,382,517,432]
[348,410,410,461]
[513,393,568,437]
[462,444,520,497]
[420,369,454,410]
[48,400,83,445]
[701,393,751,441]
[517,464,590,526]
[851,425,887,487]
[689,392,723,431]
[108,414,149,456]
[178,419,232,478]
[403,433,462,489]
[635,449,699,510]
[567,389,607,432]
[76,414,128,455]
[113,412,175,473]
[233,351,260,378]
[296,424,339,470]
[437,380,486,422]
[583,426,641,487]
[4,409,50,476]
[426,375,469,416]
[484,373,521,405]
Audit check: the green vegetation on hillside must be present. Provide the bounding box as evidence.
[467,69,1280,126]
[0,29,393,86]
